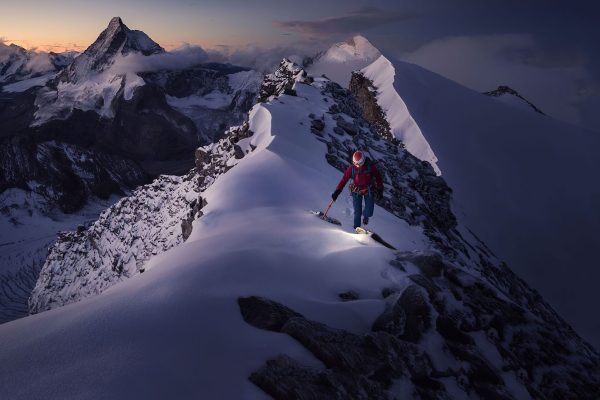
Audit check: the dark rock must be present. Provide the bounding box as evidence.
[338,291,360,301]
[258,59,305,103]
[233,144,244,159]
[349,72,396,144]
[381,287,399,298]
[311,118,325,132]
[372,285,432,343]
[483,85,545,115]
[332,126,345,136]
[249,355,390,400]
[238,296,304,332]
[407,253,446,278]
[436,316,474,345]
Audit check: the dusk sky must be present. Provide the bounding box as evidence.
[2,0,599,130]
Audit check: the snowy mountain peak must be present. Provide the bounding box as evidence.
[90,16,164,58]
[327,35,381,63]
[307,35,381,88]
[61,16,164,82]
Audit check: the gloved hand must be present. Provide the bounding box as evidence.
[332,189,342,201]
[376,189,384,200]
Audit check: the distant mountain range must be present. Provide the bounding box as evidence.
[0,17,261,324]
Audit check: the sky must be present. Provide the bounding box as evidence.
[1,0,598,131]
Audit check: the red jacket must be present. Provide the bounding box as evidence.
[336,161,383,193]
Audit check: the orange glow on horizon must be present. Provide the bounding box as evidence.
[3,38,222,54]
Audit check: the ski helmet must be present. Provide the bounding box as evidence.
[352,151,365,166]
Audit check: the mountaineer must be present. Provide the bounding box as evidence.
[332,151,384,229]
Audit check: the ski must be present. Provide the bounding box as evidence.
[355,227,397,250]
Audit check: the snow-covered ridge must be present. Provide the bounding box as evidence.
[29,174,198,313]
[308,37,439,174]
[355,55,440,175]
[29,118,257,312]
[4,59,598,399]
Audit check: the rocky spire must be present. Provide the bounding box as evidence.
[61,16,164,82]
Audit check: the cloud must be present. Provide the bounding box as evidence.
[0,40,54,75]
[205,43,319,74]
[402,34,598,130]
[107,44,210,75]
[107,40,320,76]
[274,7,414,37]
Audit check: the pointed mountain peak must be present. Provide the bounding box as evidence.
[61,17,164,82]
[87,16,164,59]
[324,35,381,63]
[108,16,124,27]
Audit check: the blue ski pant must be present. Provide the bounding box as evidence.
[352,192,375,228]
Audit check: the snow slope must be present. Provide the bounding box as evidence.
[0,78,433,400]
[378,55,600,347]
[1,62,597,399]
[360,56,440,174]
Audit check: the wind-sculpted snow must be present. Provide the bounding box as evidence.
[356,55,440,175]
[29,120,256,313]
[3,59,598,400]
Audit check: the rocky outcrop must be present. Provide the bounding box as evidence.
[349,72,396,144]
[0,138,147,213]
[258,59,309,102]
[29,116,257,313]
[28,173,199,313]
[483,86,545,115]
[240,252,600,400]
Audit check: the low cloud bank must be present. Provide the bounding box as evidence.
[107,41,320,76]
